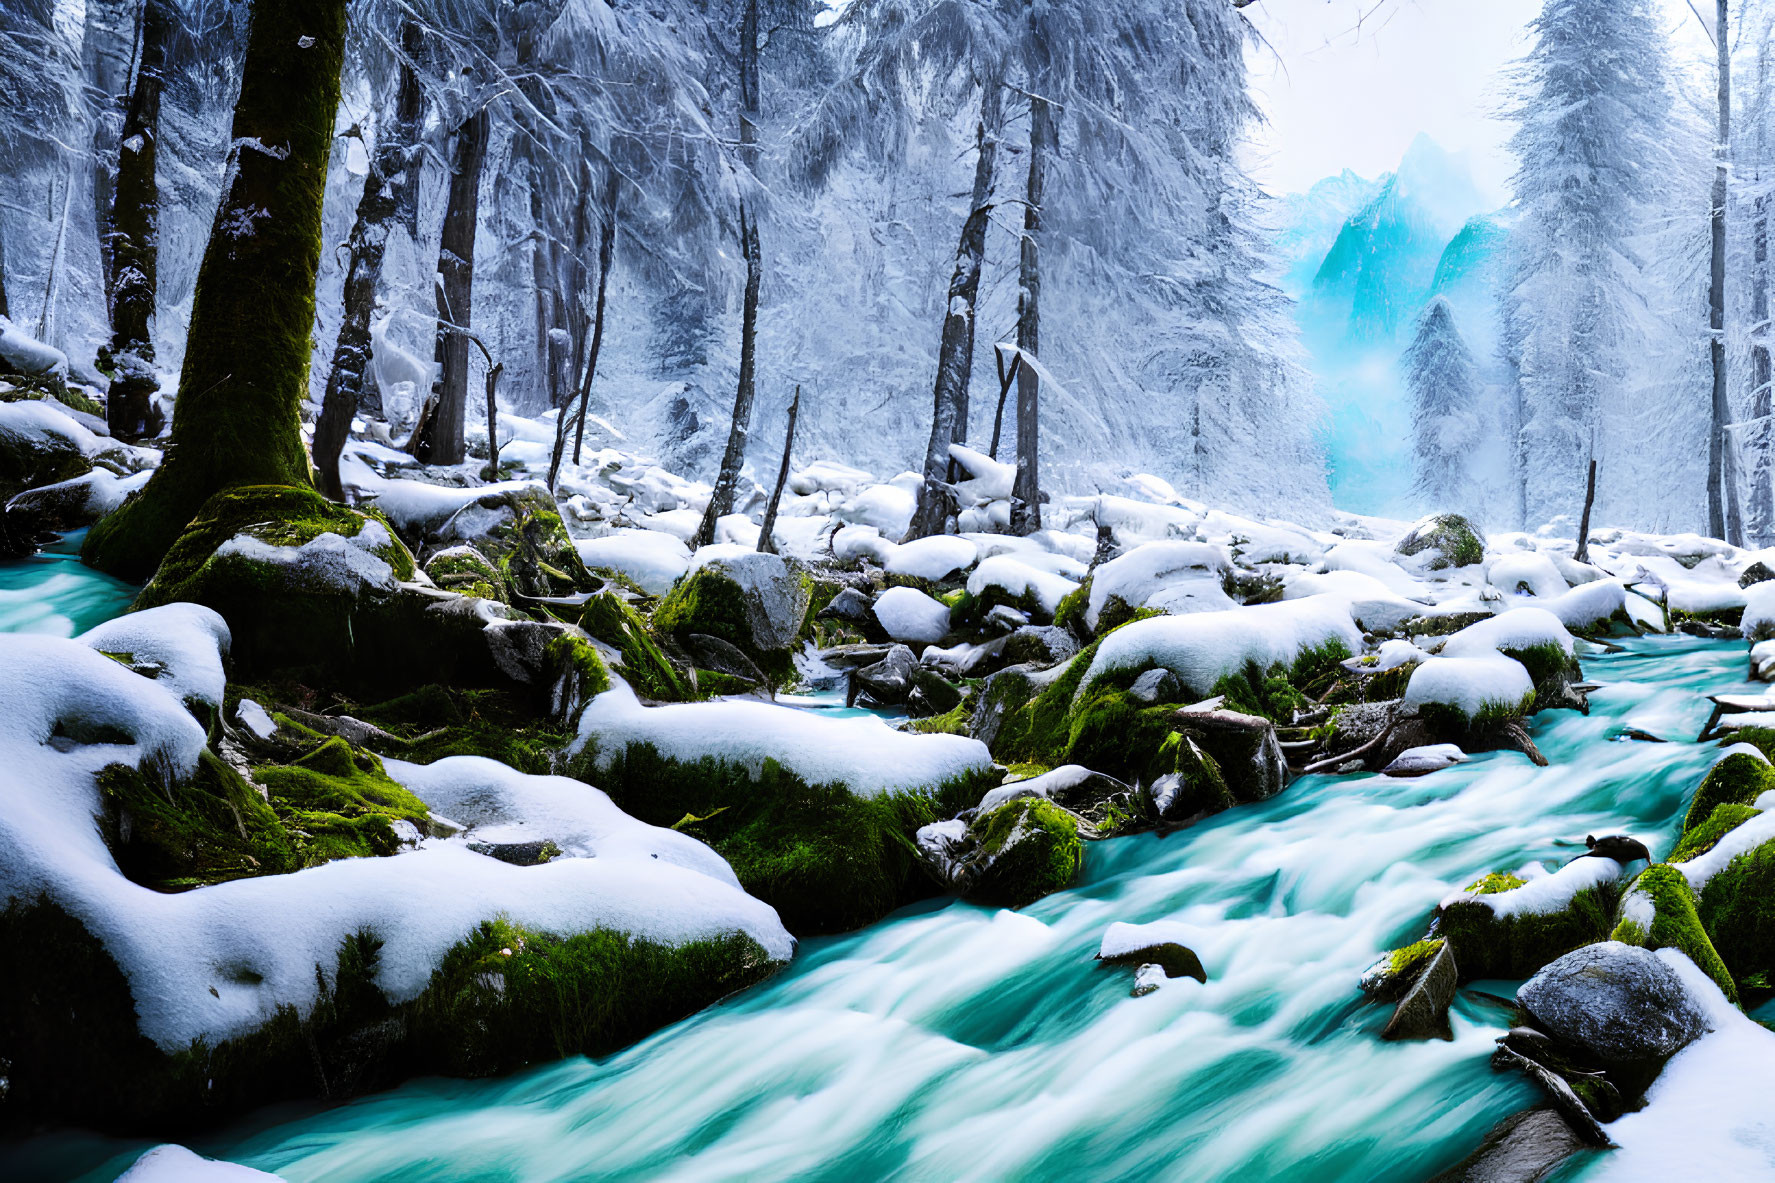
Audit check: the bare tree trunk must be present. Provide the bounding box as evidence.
[414,105,489,466]
[84,0,134,317]
[1575,457,1597,564]
[692,0,763,549]
[1708,0,1739,543]
[0,217,8,319]
[314,19,424,497]
[483,361,505,478]
[988,347,1019,461]
[547,167,618,490]
[100,0,168,441]
[1010,95,1053,537]
[1747,32,1773,547]
[908,79,1002,540]
[758,385,800,554]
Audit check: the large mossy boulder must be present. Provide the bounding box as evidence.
[1396,513,1484,570]
[954,797,1084,908]
[1434,858,1622,980]
[133,484,583,695]
[654,549,811,684]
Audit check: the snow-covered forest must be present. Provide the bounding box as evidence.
[5,1,1775,1181]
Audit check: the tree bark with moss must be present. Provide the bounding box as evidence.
[99,0,171,442]
[83,0,347,580]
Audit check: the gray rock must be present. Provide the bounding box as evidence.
[1173,706,1288,803]
[909,666,964,716]
[685,632,766,686]
[1128,667,1181,704]
[1002,625,1078,669]
[1517,941,1709,1068]
[1381,938,1458,1041]
[983,604,1030,635]
[969,664,1038,748]
[695,551,810,652]
[819,586,874,622]
[468,839,562,866]
[818,643,892,670]
[853,644,918,704]
[1427,1108,1587,1183]
[1098,940,1205,983]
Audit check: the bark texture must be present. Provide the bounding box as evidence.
[414,105,490,466]
[1010,95,1053,537]
[83,0,348,580]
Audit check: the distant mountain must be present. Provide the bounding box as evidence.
[1301,134,1491,348]
[1275,135,1509,518]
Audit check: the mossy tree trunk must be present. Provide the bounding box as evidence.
[82,0,347,581]
[1009,95,1052,537]
[908,77,1001,541]
[314,19,425,500]
[1707,0,1739,544]
[100,0,170,442]
[413,105,490,466]
[693,0,763,550]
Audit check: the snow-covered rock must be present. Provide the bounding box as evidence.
[872,585,952,644]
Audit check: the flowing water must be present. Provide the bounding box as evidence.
[0,531,137,637]
[0,592,1753,1180]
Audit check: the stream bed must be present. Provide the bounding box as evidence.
[0,612,1752,1179]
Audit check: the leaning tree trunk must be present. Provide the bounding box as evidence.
[692,0,763,549]
[83,0,348,580]
[1009,95,1053,537]
[1708,0,1739,544]
[572,167,618,465]
[101,0,170,442]
[413,105,490,466]
[313,19,424,499]
[907,78,1002,540]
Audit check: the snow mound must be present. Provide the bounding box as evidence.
[1440,607,1574,658]
[570,683,991,797]
[1743,582,1775,640]
[575,530,691,596]
[873,585,952,643]
[79,603,232,708]
[117,1145,284,1181]
[1405,653,1534,719]
[0,315,69,378]
[1440,854,1622,919]
[1487,552,1567,599]
[1541,580,1628,632]
[215,520,399,596]
[1087,541,1230,631]
[833,524,898,566]
[886,535,978,582]
[835,483,915,538]
[1099,919,1210,961]
[966,555,1079,617]
[0,623,791,1053]
[1283,569,1427,632]
[1081,595,1362,698]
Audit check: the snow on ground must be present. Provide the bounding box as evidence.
[873,585,952,643]
[570,683,992,798]
[1404,653,1534,719]
[0,610,791,1053]
[1080,596,1364,698]
[574,532,692,596]
[116,1144,284,1181]
[1438,853,1621,919]
[966,554,1079,617]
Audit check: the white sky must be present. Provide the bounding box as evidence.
[1242,0,1717,204]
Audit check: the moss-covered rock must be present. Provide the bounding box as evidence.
[1683,751,1775,833]
[1436,865,1619,980]
[579,741,992,934]
[957,797,1083,908]
[0,400,93,501]
[1359,937,1447,1002]
[579,590,694,701]
[428,485,593,601]
[97,750,300,891]
[1691,837,1775,999]
[1395,513,1484,569]
[0,895,778,1132]
[253,736,434,862]
[1611,864,1737,1002]
[423,544,507,602]
[1671,803,1762,862]
[653,551,810,687]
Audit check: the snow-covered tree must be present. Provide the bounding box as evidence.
[1404,298,1482,517]
[1503,0,1682,530]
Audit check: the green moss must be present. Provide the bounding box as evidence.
[582,740,992,935]
[1437,880,1617,980]
[580,591,693,701]
[1685,752,1775,833]
[544,631,610,725]
[465,492,594,600]
[1152,731,1236,819]
[1502,641,1576,698]
[1671,605,1746,628]
[1053,578,1091,637]
[1389,937,1445,978]
[96,749,299,891]
[0,894,778,1131]
[425,545,506,602]
[1671,804,1762,863]
[1466,872,1528,895]
[1396,513,1484,569]
[348,685,574,774]
[1614,865,1736,1002]
[965,797,1083,908]
[254,737,431,862]
[80,0,348,581]
[797,575,847,642]
[908,694,974,735]
[1722,728,1775,763]
[1694,839,1775,999]
[653,563,796,686]
[135,484,415,609]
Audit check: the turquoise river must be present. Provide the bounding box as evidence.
[0,559,1758,1181]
